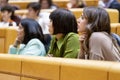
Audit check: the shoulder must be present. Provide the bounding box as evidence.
[90,32,112,43]
[27,38,44,46]
[66,32,79,39]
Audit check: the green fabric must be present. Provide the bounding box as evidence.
[48,32,80,58]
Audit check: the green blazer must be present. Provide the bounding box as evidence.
[48,32,80,58]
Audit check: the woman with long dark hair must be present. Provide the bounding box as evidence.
[9,18,46,56]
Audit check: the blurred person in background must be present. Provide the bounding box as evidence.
[98,0,120,22]
[0,5,20,27]
[0,0,19,10]
[67,0,86,9]
[26,2,51,52]
[39,0,58,9]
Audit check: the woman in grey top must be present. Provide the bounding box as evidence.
[77,7,120,61]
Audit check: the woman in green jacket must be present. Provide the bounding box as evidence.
[47,8,80,58]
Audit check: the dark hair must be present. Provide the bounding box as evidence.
[1,5,21,25]
[81,7,111,57]
[49,8,77,35]
[39,0,53,8]
[27,2,41,16]
[20,18,45,45]
[1,5,14,19]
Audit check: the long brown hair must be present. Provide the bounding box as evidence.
[79,7,111,59]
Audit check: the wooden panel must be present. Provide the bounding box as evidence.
[5,27,17,53]
[60,59,114,80]
[21,77,37,80]
[21,56,61,80]
[106,9,119,23]
[109,62,120,80]
[0,27,6,53]
[0,38,5,53]
[0,54,21,74]
[70,8,83,19]
[116,24,120,35]
[0,73,20,80]
[111,23,117,34]
[0,27,6,37]
[85,0,98,6]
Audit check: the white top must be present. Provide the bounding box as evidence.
[37,12,50,34]
[0,21,17,27]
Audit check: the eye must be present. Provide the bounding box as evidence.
[81,15,84,19]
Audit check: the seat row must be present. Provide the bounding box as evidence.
[0,8,119,23]
[0,54,119,80]
[8,0,98,9]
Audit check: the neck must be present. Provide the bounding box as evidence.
[34,16,39,20]
[55,33,64,40]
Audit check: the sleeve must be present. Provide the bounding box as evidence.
[63,34,80,58]
[8,45,18,54]
[21,39,46,56]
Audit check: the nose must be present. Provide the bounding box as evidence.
[77,18,81,22]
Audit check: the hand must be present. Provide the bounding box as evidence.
[79,32,87,43]
[13,36,23,47]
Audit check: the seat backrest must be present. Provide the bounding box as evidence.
[0,27,6,53]
[14,8,119,23]
[21,56,61,80]
[0,54,21,80]
[109,62,120,80]
[0,27,17,53]
[0,54,120,80]
[60,59,114,80]
[106,9,119,23]
[116,23,120,35]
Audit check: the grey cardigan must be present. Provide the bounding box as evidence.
[89,32,120,61]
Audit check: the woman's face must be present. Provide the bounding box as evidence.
[17,24,25,42]
[0,0,8,7]
[1,11,11,22]
[48,20,54,35]
[41,0,49,9]
[77,13,88,33]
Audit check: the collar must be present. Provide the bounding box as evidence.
[105,0,114,7]
[56,36,64,50]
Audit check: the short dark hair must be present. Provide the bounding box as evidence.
[1,5,15,20]
[39,0,53,8]
[49,8,77,35]
[20,18,45,45]
[27,2,41,16]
